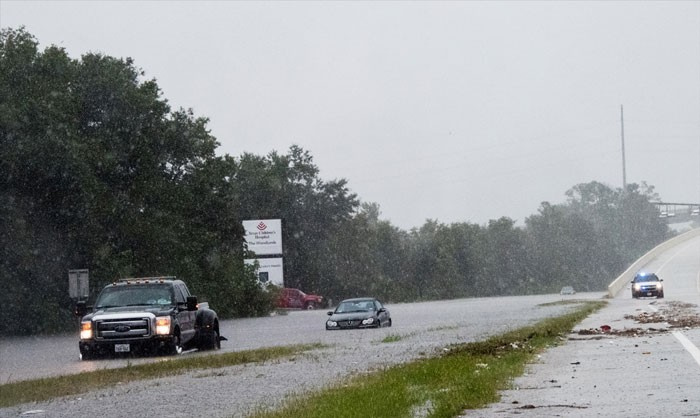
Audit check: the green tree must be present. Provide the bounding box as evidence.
[234,146,359,294]
[565,181,669,284]
[525,202,600,292]
[524,181,669,293]
[483,217,529,295]
[0,28,263,333]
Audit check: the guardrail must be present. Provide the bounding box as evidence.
[607,228,700,297]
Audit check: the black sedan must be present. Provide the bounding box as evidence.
[326,297,392,330]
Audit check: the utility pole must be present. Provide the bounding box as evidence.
[620,105,627,190]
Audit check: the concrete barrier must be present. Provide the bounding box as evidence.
[607,228,700,297]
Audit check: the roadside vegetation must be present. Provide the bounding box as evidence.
[250,300,606,418]
[0,343,322,408]
[381,333,404,343]
[1,27,674,336]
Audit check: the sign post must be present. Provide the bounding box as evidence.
[68,269,89,300]
[242,219,283,255]
[244,257,284,286]
[243,219,284,286]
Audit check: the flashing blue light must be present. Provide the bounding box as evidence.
[638,272,648,277]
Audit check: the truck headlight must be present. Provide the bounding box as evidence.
[633,284,641,291]
[155,317,171,335]
[80,321,93,340]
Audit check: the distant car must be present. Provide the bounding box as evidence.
[277,288,323,310]
[326,297,392,330]
[560,286,576,295]
[631,272,664,299]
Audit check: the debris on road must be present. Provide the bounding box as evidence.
[624,301,700,328]
[574,301,700,338]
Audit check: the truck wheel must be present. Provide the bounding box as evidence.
[80,348,95,361]
[199,327,220,351]
[165,333,183,355]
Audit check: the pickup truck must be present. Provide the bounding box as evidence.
[277,288,324,310]
[75,277,224,360]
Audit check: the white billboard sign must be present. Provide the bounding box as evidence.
[243,219,283,255]
[245,257,284,286]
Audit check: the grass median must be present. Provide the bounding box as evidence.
[250,300,606,418]
[0,343,323,408]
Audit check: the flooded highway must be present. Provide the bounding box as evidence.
[0,293,602,384]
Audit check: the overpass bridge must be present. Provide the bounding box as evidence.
[653,201,700,220]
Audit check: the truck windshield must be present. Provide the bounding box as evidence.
[96,285,173,308]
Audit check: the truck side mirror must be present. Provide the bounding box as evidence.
[186,296,198,311]
[74,301,88,317]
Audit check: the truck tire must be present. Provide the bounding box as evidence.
[165,333,183,355]
[199,327,221,351]
[80,347,95,361]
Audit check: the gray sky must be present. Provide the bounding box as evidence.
[2,1,699,229]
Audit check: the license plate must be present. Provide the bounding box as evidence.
[647,292,653,296]
[114,344,130,353]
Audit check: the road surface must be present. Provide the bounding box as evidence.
[467,233,700,417]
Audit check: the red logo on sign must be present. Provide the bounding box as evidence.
[257,222,267,231]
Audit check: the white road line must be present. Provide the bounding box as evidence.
[673,331,700,367]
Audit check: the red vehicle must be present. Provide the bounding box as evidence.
[277,288,323,310]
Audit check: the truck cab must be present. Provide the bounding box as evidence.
[76,277,223,359]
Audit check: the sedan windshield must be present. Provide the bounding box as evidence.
[336,301,374,313]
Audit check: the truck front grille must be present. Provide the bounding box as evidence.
[96,318,151,340]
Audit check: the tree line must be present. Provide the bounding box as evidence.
[0,28,673,335]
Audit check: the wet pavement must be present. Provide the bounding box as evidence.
[464,235,700,417]
[464,297,700,417]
